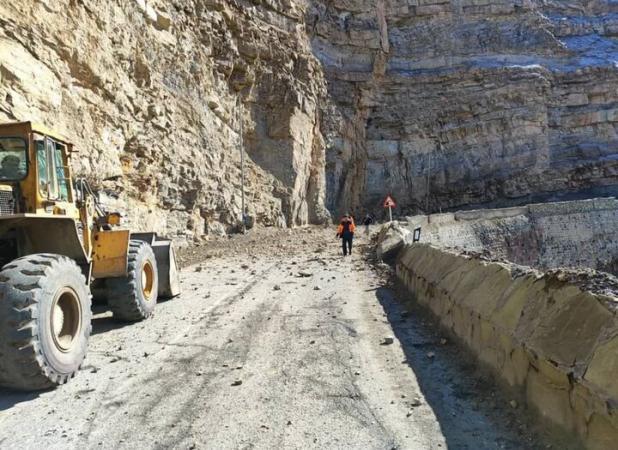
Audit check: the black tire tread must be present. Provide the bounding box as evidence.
[107,240,157,322]
[0,254,91,390]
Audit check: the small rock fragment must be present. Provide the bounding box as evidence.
[231,380,243,386]
[381,337,394,345]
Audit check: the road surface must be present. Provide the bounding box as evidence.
[0,227,558,449]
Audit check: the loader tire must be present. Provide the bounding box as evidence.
[107,240,158,321]
[0,254,91,390]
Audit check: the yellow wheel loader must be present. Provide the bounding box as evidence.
[0,122,181,391]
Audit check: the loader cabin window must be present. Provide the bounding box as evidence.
[0,137,27,181]
[35,136,70,202]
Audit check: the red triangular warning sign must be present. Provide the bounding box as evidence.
[383,195,396,208]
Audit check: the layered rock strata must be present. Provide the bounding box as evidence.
[309,0,618,216]
[2,1,617,236]
[0,0,330,239]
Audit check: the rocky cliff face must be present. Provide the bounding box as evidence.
[1,1,616,237]
[0,0,330,239]
[309,0,618,216]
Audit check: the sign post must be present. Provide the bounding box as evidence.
[383,195,396,222]
[237,98,246,234]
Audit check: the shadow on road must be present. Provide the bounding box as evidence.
[0,389,44,412]
[90,304,136,336]
[374,284,562,450]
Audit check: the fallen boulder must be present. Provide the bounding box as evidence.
[375,223,412,262]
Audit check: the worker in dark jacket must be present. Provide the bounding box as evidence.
[362,213,374,234]
[336,214,356,256]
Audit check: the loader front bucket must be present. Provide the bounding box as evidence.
[131,233,181,298]
[152,238,181,298]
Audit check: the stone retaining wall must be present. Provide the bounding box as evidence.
[396,244,618,449]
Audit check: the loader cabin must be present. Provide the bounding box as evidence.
[0,121,78,218]
[0,122,89,269]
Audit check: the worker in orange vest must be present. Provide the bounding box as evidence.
[336,214,356,256]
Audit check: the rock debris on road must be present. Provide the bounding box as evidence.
[0,227,556,449]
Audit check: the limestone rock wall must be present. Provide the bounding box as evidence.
[396,244,618,449]
[0,0,330,239]
[309,0,618,216]
[3,0,617,236]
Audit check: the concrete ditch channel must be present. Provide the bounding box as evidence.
[377,198,618,449]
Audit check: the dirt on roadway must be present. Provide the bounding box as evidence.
[0,226,565,449]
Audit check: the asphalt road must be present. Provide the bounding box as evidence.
[0,228,556,449]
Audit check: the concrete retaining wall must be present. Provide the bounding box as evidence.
[396,244,618,449]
